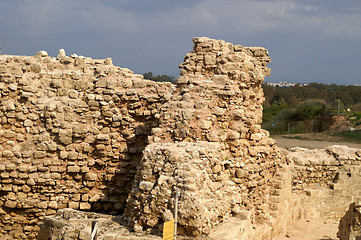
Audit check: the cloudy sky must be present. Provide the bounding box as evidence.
[1,0,360,85]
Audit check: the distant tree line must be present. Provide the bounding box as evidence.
[262,83,361,134]
[263,83,361,108]
[143,72,176,83]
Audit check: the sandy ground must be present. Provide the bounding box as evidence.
[275,218,339,240]
[272,134,361,149]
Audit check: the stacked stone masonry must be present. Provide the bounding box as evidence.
[288,145,361,220]
[0,49,172,239]
[125,37,287,237]
[1,37,361,239]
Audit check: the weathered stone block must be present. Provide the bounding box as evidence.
[139,181,154,191]
[5,200,17,208]
[58,129,73,145]
[48,201,58,209]
[67,166,80,173]
[85,172,97,181]
[79,202,91,210]
[199,120,212,130]
[68,202,79,209]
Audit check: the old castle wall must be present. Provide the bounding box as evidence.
[124,37,287,237]
[288,146,361,219]
[1,37,361,240]
[0,51,173,239]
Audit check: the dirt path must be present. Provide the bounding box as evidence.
[272,134,361,149]
[276,218,339,240]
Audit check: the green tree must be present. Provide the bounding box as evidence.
[143,72,176,83]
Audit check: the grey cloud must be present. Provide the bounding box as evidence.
[0,0,360,84]
[101,0,206,13]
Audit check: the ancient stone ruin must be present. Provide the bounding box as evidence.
[337,202,361,240]
[1,37,361,239]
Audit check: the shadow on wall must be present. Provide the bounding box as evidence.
[93,116,160,215]
[0,52,173,239]
[337,202,361,240]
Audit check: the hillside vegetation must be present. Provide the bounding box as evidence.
[140,74,361,139]
[262,83,361,136]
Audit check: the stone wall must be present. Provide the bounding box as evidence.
[2,37,361,240]
[0,51,172,239]
[125,37,287,237]
[287,145,361,220]
[0,37,290,239]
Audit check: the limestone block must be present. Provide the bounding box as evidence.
[250,133,263,141]
[85,172,97,181]
[67,166,80,173]
[59,151,69,159]
[68,202,79,209]
[232,109,244,118]
[227,130,240,140]
[37,166,49,172]
[10,171,19,178]
[2,100,16,111]
[22,185,31,193]
[68,152,78,160]
[51,173,61,180]
[31,62,42,73]
[7,192,17,200]
[103,233,117,240]
[79,227,91,240]
[139,181,154,191]
[35,51,48,58]
[250,47,268,57]
[46,142,58,152]
[213,107,226,116]
[57,49,66,58]
[82,194,89,202]
[5,200,17,208]
[133,78,146,88]
[89,195,101,202]
[24,119,33,127]
[199,120,212,130]
[5,164,16,171]
[58,129,73,145]
[50,79,62,88]
[176,76,189,84]
[27,179,36,186]
[95,78,107,88]
[204,54,217,65]
[2,184,12,191]
[235,169,248,178]
[79,202,91,210]
[104,57,113,65]
[212,75,229,85]
[33,151,46,159]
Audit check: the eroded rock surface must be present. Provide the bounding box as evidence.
[338,202,361,240]
[37,208,162,240]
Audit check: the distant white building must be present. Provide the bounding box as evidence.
[264,81,308,87]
